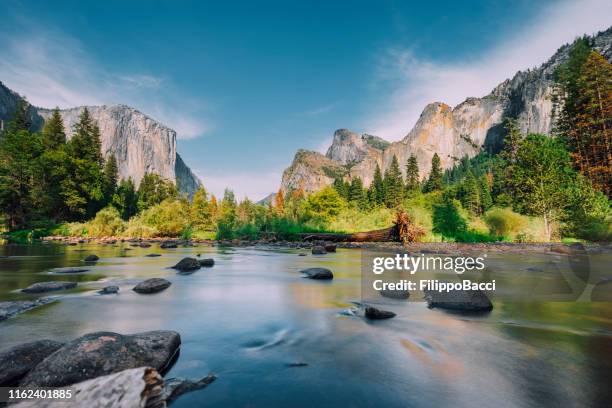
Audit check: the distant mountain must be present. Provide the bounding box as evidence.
[280,27,612,193]
[0,83,202,197]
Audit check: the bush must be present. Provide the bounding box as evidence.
[55,222,88,237]
[123,217,157,238]
[139,199,189,237]
[299,187,346,223]
[433,198,467,239]
[86,207,125,237]
[484,207,528,239]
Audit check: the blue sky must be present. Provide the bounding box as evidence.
[1,0,610,199]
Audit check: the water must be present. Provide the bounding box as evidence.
[1,243,612,407]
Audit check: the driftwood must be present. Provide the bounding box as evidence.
[301,211,425,243]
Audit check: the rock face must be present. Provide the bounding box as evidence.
[0,340,64,386]
[280,28,612,193]
[20,330,181,387]
[0,83,202,197]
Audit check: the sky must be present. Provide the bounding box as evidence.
[0,0,610,200]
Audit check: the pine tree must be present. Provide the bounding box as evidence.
[42,108,66,149]
[405,154,420,194]
[502,118,522,163]
[371,163,385,206]
[383,155,404,207]
[112,178,138,220]
[332,177,349,200]
[137,173,178,211]
[103,155,119,205]
[7,99,31,133]
[461,169,480,214]
[348,177,368,210]
[478,174,493,213]
[423,153,443,192]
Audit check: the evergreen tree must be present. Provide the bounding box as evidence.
[461,169,480,214]
[383,155,404,208]
[371,163,385,206]
[423,153,443,192]
[479,174,493,213]
[405,154,420,194]
[332,177,349,200]
[502,118,522,163]
[112,178,139,220]
[348,177,368,210]
[7,99,31,133]
[103,155,119,205]
[137,173,178,211]
[42,108,66,149]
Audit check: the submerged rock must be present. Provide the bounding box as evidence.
[286,362,308,367]
[139,243,152,248]
[311,246,326,255]
[133,278,172,294]
[324,244,337,252]
[380,289,410,300]
[145,253,162,257]
[98,286,119,295]
[20,330,181,387]
[15,367,165,408]
[49,267,90,274]
[198,258,215,267]
[300,267,334,280]
[84,254,99,262]
[21,281,77,294]
[172,257,201,272]
[0,340,64,386]
[160,241,178,249]
[298,253,307,256]
[424,288,493,312]
[365,306,396,320]
[162,374,216,405]
[0,298,56,321]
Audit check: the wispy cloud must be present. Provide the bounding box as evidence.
[194,169,282,202]
[366,0,612,140]
[304,103,335,117]
[0,19,210,140]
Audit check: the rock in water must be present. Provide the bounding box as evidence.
[49,267,90,274]
[0,340,64,386]
[21,281,77,293]
[14,367,165,408]
[365,306,396,320]
[160,241,178,249]
[172,257,201,272]
[98,286,119,295]
[198,258,215,267]
[424,288,493,312]
[84,254,99,262]
[145,253,162,257]
[380,289,410,300]
[311,246,326,255]
[133,278,172,294]
[162,375,217,405]
[20,331,181,387]
[0,298,56,321]
[324,244,337,252]
[300,268,334,280]
[139,243,152,248]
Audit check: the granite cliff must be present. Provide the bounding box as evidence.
[0,83,201,196]
[280,27,612,193]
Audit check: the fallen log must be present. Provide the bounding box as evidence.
[301,211,425,243]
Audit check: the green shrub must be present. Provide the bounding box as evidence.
[484,207,528,239]
[86,207,125,237]
[123,217,157,238]
[433,198,467,239]
[139,199,189,237]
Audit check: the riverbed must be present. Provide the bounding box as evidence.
[1,242,612,407]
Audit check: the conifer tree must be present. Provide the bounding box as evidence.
[405,154,420,194]
[371,163,385,206]
[103,155,119,205]
[479,174,493,213]
[113,177,138,220]
[42,108,66,149]
[462,169,480,214]
[423,153,443,192]
[383,155,404,207]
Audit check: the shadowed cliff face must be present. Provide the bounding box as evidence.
[280,27,612,193]
[0,85,201,197]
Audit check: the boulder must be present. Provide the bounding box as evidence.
[311,246,326,255]
[145,253,162,257]
[15,367,165,408]
[98,286,119,295]
[49,267,90,274]
[198,258,215,267]
[20,330,181,387]
[298,253,307,256]
[424,288,493,312]
[0,340,64,386]
[0,298,56,321]
[84,254,99,262]
[365,306,396,320]
[160,241,178,249]
[162,374,216,405]
[172,257,201,272]
[133,278,172,294]
[139,243,152,248]
[324,244,337,252]
[380,289,410,300]
[300,268,333,280]
[21,281,77,294]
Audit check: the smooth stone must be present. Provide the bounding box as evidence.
[172,257,201,272]
[198,258,215,267]
[14,367,164,408]
[21,281,77,294]
[380,289,410,300]
[133,278,171,294]
[160,241,178,249]
[145,253,162,257]
[301,267,333,280]
[0,298,56,321]
[0,340,64,386]
[139,243,152,248]
[98,286,119,295]
[424,288,493,312]
[84,254,99,262]
[20,330,181,387]
[311,246,326,255]
[365,306,396,320]
[162,375,216,405]
[298,253,307,256]
[49,267,90,274]
[324,244,337,252]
